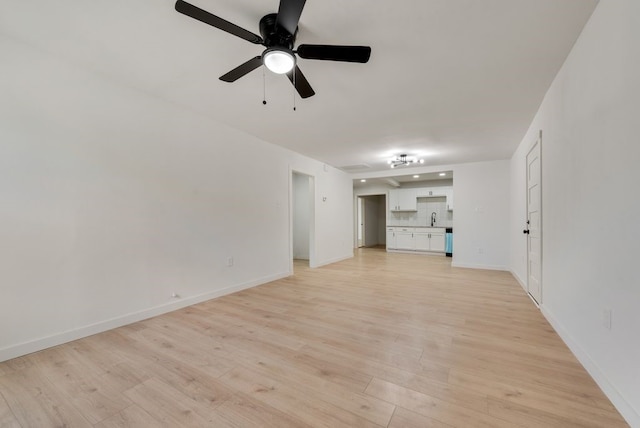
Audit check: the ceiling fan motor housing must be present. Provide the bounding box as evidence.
[259,13,295,49]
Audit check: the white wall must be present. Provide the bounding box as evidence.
[305,161,354,268]
[451,161,510,270]
[292,173,311,260]
[510,0,640,424]
[0,35,353,362]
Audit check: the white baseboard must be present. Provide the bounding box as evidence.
[541,306,639,427]
[451,262,508,271]
[0,271,290,363]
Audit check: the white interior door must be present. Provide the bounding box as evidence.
[526,133,542,303]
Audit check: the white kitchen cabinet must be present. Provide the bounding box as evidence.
[414,231,430,251]
[395,227,414,250]
[429,230,446,252]
[389,189,418,211]
[415,187,447,198]
[414,228,445,252]
[386,227,397,250]
[386,227,445,253]
[389,187,454,211]
[388,190,400,211]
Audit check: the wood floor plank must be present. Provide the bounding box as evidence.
[94,404,165,428]
[220,366,384,428]
[104,332,236,411]
[486,395,628,428]
[448,369,625,424]
[237,357,395,426]
[122,377,229,426]
[28,347,132,424]
[375,369,489,414]
[206,296,425,360]
[214,393,315,428]
[126,319,237,377]
[388,406,455,428]
[0,248,628,427]
[0,369,92,427]
[365,377,514,428]
[0,391,21,428]
[0,356,33,377]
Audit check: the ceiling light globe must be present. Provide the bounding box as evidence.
[263,48,295,74]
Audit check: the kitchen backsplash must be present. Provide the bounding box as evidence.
[388,197,453,227]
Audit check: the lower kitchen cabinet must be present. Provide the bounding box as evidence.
[395,228,414,250]
[414,232,430,251]
[386,227,445,253]
[386,227,397,249]
[414,230,445,252]
[429,231,445,252]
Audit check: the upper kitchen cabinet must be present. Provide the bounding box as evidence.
[389,189,418,211]
[415,187,447,198]
[414,186,453,211]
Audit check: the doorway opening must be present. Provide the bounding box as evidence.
[356,194,387,249]
[291,171,315,271]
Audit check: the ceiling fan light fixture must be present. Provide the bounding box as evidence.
[263,48,295,74]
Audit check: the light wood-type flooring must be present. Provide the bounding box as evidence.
[0,248,629,427]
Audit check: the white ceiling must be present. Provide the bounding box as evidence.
[0,0,597,172]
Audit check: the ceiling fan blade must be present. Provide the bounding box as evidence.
[297,45,371,63]
[275,0,306,35]
[219,56,263,82]
[286,65,315,98]
[175,0,263,45]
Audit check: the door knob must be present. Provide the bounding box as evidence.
[523,229,530,234]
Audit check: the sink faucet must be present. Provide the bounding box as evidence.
[431,212,436,227]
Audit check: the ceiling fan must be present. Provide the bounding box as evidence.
[175,0,372,98]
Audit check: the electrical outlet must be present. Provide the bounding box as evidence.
[227,257,234,267]
[478,248,484,254]
[602,308,612,330]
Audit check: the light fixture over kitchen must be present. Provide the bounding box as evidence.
[387,154,424,168]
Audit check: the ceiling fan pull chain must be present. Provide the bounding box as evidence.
[293,69,297,111]
[262,64,267,105]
